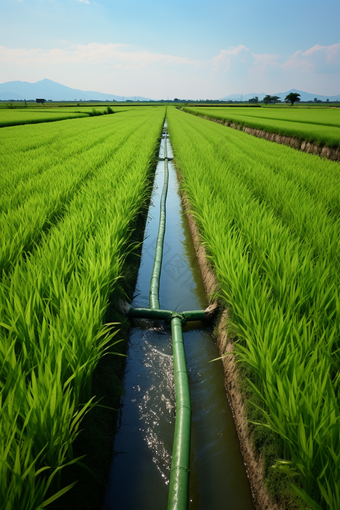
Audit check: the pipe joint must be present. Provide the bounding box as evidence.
[170,312,187,326]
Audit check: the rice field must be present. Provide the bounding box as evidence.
[183,106,340,149]
[2,102,340,509]
[167,106,340,510]
[0,106,127,127]
[0,106,165,509]
[0,109,89,127]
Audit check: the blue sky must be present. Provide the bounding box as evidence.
[1,0,339,99]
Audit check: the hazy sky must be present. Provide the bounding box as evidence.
[1,0,339,99]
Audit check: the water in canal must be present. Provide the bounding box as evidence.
[103,126,255,510]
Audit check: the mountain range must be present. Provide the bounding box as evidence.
[0,79,339,102]
[0,79,150,102]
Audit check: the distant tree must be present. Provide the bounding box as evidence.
[285,93,301,106]
[248,96,259,103]
[263,94,281,104]
[36,98,46,105]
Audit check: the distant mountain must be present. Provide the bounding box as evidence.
[220,89,340,102]
[0,79,151,102]
[2,80,339,103]
[220,92,267,101]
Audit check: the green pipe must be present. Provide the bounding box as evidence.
[149,133,169,310]
[129,307,173,320]
[128,307,207,323]
[164,131,168,159]
[168,317,191,510]
[182,310,207,322]
[121,123,216,507]
[134,124,195,508]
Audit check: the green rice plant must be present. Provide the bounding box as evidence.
[0,112,154,275]
[183,106,340,149]
[187,106,340,127]
[184,112,340,218]
[0,106,165,509]
[167,106,340,510]
[0,116,119,192]
[0,110,88,127]
[0,105,125,127]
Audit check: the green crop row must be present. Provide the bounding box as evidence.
[188,106,340,127]
[183,106,340,149]
[0,110,153,275]
[0,106,165,509]
[0,110,88,127]
[0,107,121,127]
[167,107,340,510]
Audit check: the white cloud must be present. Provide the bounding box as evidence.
[0,42,339,98]
[0,43,203,98]
[212,42,340,79]
[77,0,90,3]
[212,45,250,72]
[283,43,340,73]
[249,52,281,79]
[0,43,200,69]
[210,43,340,95]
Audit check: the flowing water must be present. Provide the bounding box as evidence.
[103,127,255,510]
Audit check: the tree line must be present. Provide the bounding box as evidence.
[249,93,301,105]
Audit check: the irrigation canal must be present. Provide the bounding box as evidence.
[103,122,255,509]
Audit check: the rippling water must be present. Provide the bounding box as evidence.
[103,130,255,510]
